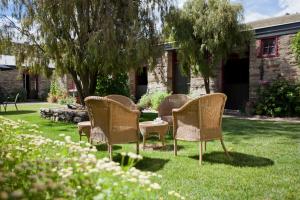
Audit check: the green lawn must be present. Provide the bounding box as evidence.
[1,103,300,200]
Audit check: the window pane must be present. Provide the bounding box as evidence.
[262,38,276,55]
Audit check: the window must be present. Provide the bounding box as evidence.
[259,37,278,57]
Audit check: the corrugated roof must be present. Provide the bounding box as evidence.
[247,13,300,29]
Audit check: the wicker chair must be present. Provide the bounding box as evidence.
[172,93,229,165]
[105,94,138,110]
[157,94,190,126]
[85,96,140,160]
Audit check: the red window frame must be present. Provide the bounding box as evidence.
[258,36,279,58]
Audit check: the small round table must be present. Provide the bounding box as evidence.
[77,121,91,141]
[139,121,169,149]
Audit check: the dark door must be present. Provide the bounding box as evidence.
[223,55,249,110]
[136,67,148,100]
[23,73,30,99]
[172,51,190,94]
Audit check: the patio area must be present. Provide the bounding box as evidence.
[1,103,299,199]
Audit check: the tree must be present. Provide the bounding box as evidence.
[164,0,251,93]
[292,31,300,66]
[0,0,170,104]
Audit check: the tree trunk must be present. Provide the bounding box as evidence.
[204,76,210,94]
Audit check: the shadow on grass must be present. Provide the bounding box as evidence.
[112,153,169,172]
[190,151,274,167]
[135,156,169,172]
[95,144,122,151]
[0,110,36,115]
[142,144,184,152]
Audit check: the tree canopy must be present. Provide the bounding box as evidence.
[165,0,251,93]
[0,0,170,103]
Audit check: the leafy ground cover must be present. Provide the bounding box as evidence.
[1,103,300,199]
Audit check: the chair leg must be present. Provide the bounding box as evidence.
[204,141,207,151]
[174,138,177,156]
[220,139,230,158]
[136,141,139,155]
[15,103,18,111]
[4,103,7,112]
[199,141,203,165]
[143,134,146,150]
[109,145,113,160]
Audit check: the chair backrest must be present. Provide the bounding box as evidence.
[158,94,190,116]
[105,94,138,110]
[85,96,138,143]
[14,93,20,103]
[85,96,111,142]
[198,93,227,140]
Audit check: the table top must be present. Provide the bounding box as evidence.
[139,121,168,127]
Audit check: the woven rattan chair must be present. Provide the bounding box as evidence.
[172,93,229,165]
[157,94,190,126]
[85,96,140,160]
[105,94,138,110]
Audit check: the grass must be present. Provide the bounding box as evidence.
[1,103,300,199]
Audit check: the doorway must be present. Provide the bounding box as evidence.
[172,51,190,94]
[223,54,249,110]
[136,66,148,100]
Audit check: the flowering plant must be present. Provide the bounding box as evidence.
[0,116,184,199]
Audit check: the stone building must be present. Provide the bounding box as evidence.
[129,14,300,110]
[0,55,51,100]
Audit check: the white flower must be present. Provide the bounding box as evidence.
[150,183,161,190]
[65,136,72,143]
[59,133,65,137]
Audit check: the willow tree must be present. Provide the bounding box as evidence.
[165,0,251,93]
[0,0,170,103]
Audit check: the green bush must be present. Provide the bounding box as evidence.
[58,96,77,105]
[138,91,170,110]
[151,91,171,110]
[138,93,152,109]
[47,80,66,103]
[254,78,300,117]
[95,72,130,97]
[0,117,183,199]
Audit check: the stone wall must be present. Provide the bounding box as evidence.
[145,51,221,96]
[40,107,89,123]
[38,75,51,99]
[249,34,300,100]
[0,69,50,99]
[189,62,222,96]
[0,69,23,94]
[147,51,169,93]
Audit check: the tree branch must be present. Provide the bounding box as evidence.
[2,15,46,54]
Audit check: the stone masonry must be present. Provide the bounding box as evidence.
[249,35,300,100]
[0,69,50,99]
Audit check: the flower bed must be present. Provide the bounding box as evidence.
[0,116,184,199]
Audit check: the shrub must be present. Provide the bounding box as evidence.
[254,78,300,117]
[151,91,170,110]
[95,72,130,97]
[138,93,152,109]
[138,91,170,110]
[0,117,184,199]
[57,96,77,105]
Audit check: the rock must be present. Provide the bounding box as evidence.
[40,107,89,123]
[73,117,82,123]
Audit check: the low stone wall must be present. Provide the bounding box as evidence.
[40,108,89,123]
